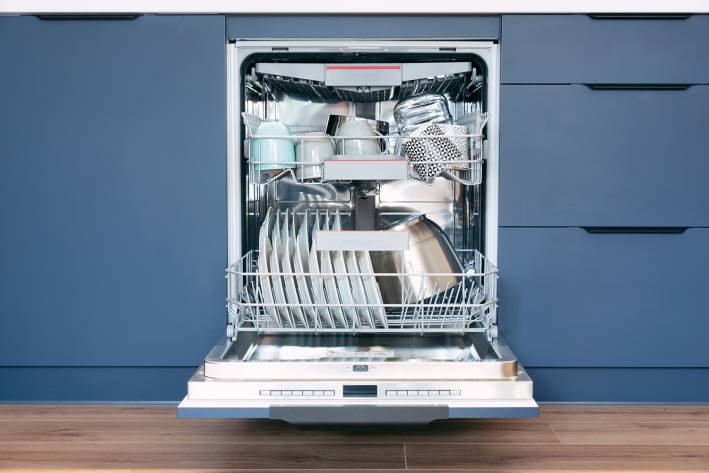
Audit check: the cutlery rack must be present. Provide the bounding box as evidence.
[243,113,488,186]
[227,249,498,337]
[246,66,483,104]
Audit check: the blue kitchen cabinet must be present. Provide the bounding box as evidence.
[226,15,500,39]
[501,14,709,84]
[498,227,709,367]
[0,15,227,366]
[527,367,709,403]
[499,84,709,227]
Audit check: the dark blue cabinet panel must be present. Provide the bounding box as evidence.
[0,16,226,366]
[226,15,500,39]
[0,367,194,402]
[499,227,709,367]
[501,15,709,84]
[500,84,709,227]
[528,368,709,402]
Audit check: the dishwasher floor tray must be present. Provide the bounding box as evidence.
[201,332,518,380]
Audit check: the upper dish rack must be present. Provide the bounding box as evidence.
[227,249,498,338]
[242,111,489,186]
[245,62,483,103]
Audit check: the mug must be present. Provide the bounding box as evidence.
[335,119,382,156]
[251,121,295,171]
[295,132,335,180]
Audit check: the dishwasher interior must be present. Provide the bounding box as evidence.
[178,41,537,423]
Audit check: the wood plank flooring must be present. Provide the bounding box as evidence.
[1,405,709,471]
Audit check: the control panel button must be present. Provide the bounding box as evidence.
[271,390,281,396]
[292,390,302,396]
[408,390,418,396]
[440,390,450,396]
[303,390,313,396]
[259,390,270,396]
[282,390,292,396]
[418,390,428,396]
[325,390,335,396]
[396,390,407,396]
[314,390,324,396]
[451,389,461,396]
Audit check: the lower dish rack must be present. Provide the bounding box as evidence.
[226,249,498,337]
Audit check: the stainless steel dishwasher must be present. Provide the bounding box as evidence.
[177,40,537,423]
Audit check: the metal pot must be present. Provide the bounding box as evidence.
[393,94,452,135]
[371,215,463,305]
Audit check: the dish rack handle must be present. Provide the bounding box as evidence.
[313,230,410,252]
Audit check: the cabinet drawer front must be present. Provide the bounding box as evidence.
[227,15,500,39]
[499,227,709,367]
[502,15,709,84]
[0,16,226,366]
[500,84,709,227]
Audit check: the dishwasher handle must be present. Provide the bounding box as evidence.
[270,404,449,424]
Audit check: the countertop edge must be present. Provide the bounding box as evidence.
[1,0,708,15]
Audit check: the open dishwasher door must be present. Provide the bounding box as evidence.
[178,334,537,423]
[178,40,537,422]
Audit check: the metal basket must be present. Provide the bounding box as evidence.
[226,249,498,337]
[242,112,485,186]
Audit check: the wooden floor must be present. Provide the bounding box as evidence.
[1,405,709,472]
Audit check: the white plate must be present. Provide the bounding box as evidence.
[307,211,335,328]
[281,223,307,328]
[320,211,347,328]
[331,211,359,327]
[357,250,387,328]
[258,207,272,253]
[294,232,318,328]
[272,209,284,256]
[345,250,374,328]
[269,226,294,327]
[258,228,280,327]
[293,210,318,327]
[281,208,290,254]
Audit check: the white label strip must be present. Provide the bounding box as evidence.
[314,230,409,252]
[323,157,409,181]
[325,64,403,87]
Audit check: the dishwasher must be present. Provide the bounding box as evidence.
[177,40,537,423]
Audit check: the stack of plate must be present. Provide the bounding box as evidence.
[256,207,387,330]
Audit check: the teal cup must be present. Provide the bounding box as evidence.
[251,121,295,171]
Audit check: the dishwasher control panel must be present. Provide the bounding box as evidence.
[258,384,463,399]
[386,389,461,397]
[260,390,335,397]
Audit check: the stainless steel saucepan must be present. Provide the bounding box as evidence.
[371,215,463,305]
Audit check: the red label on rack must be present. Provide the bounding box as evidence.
[326,65,401,70]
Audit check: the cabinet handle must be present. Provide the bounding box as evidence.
[585,84,691,91]
[582,227,688,234]
[587,14,692,20]
[35,14,140,20]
